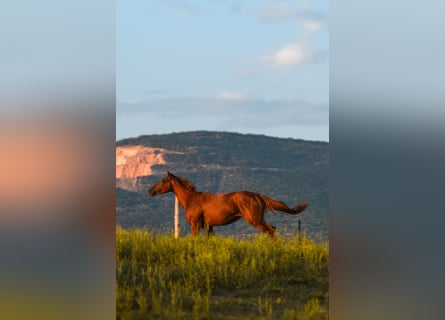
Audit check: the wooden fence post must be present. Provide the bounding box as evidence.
[298,220,301,238]
[174,196,179,239]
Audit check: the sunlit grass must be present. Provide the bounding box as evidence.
[116,227,328,320]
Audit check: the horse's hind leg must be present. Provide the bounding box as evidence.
[264,222,276,235]
[205,224,215,237]
[263,222,276,238]
[241,205,275,238]
[249,221,275,238]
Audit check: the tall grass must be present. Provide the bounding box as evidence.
[116,227,328,319]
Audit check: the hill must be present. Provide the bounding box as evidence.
[116,131,328,240]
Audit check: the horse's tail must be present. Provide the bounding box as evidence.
[259,194,309,215]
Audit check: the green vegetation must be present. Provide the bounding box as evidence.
[116,227,329,320]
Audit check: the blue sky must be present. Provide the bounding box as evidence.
[117,0,328,141]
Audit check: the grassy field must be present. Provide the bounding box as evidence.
[116,227,329,319]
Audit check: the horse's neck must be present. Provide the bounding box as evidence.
[171,182,193,208]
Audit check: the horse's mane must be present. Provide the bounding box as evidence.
[178,176,198,192]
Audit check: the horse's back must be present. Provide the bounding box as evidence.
[223,190,260,198]
[197,190,263,212]
[227,190,262,199]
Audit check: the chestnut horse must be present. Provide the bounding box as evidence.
[147,171,308,238]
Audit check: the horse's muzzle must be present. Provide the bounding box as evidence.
[148,189,156,196]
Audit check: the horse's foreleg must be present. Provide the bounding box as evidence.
[190,216,203,237]
[191,221,200,237]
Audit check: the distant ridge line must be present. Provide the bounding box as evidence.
[117,130,328,145]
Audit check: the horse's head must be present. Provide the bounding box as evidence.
[147,171,197,196]
[147,175,172,196]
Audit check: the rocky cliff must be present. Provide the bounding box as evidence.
[116,146,183,191]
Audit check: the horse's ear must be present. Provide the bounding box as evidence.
[167,170,171,175]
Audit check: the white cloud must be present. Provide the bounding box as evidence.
[262,43,315,66]
[302,19,324,33]
[252,1,327,68]
[216,91,245,100]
